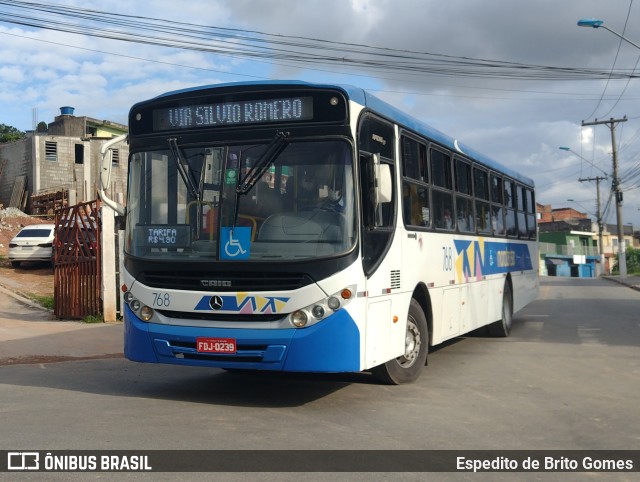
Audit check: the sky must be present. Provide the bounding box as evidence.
[1,0,640,228]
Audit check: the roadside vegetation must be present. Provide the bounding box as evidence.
[612,247,640,275]
[30,294,55,311]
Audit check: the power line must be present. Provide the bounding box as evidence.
[582,0,636,119]
[1,0,640,81]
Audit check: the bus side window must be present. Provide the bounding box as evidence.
[403,182,429,227]
[474,167,491,233]
[504,180,517,237]
[490,174,505,236]
[360,152,396,276]
[431,147,453,230]
[401,136,429,228]
[526,188,537,239]
[476,201,491,233]
[455,159,474,232]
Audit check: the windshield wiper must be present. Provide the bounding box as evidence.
[232,131,290,227]
[168,138,200,200]
[236,131,290,195]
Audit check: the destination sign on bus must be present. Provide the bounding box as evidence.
[153,96,313,131]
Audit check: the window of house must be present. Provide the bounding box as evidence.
[45,141,57,162]
[75,144,84,164]
[112,149,120,166]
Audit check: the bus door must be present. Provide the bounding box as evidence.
[359,151,403,368]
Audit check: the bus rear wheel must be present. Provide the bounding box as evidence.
[488,281,513,337]
[372,299,428,385]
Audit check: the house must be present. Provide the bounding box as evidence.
[599,223,636,273]
[0,107,128,215]
[536,203,588,223]
[538,217,601,277]
[536,203,635,276]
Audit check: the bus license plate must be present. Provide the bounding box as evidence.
[196,337,236,354]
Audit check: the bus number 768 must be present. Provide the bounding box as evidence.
[442,246,453,272]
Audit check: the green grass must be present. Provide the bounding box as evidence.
[30,294,55,310]
[82,314,104,324]
[25,295,105,322]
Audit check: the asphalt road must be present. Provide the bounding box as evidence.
[0,277,639,480]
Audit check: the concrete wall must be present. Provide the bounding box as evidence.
[0,135,33,208]
[1,133,128,212]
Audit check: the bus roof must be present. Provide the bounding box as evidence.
[152,80,534,187]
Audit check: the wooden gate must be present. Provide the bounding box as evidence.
[54,200,102,319]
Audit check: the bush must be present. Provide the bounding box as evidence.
[31,294,54,310]
[612,247,640,275]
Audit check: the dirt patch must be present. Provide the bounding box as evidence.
[0,353,122,367]
[0,209,54,299]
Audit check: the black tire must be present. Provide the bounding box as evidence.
[10,261,20,268]
[372,299,428,385]
[488,281,513,337]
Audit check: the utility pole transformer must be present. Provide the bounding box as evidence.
[581,117,627,277]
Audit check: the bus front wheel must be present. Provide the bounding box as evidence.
[372,299,428,385]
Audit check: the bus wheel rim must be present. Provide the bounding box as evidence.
[398,319,421,368]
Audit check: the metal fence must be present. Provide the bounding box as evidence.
[53,200,102,319]
[539,242,599,257]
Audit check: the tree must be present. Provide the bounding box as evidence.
[0,123,26,143]
[613,246,640,275]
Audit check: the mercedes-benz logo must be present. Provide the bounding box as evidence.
[209,295,224,310]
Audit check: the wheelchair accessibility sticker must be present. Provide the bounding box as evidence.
[220,227,251,260]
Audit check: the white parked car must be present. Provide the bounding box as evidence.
[8,224,56,268]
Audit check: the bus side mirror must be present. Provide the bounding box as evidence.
[99,134,127,216]
[373,153,392,205]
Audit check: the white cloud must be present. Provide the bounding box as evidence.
[0,0,639,226]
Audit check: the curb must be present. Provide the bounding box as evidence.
[0,282,52,312]
[602,276,640,292]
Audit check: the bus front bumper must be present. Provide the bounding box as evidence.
[123,305,361,373]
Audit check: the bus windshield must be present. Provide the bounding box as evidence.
[125,139,356,261]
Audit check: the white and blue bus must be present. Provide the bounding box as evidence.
[100,81,538,384]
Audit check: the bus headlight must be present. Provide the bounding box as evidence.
[139,305,154,321]
[327,297,341,310]
[124,291,154,322]
[288,285,356,328]
[291,310,308,327]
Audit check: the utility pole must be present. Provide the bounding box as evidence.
[579,176,607,274]
[581,117,627,277]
